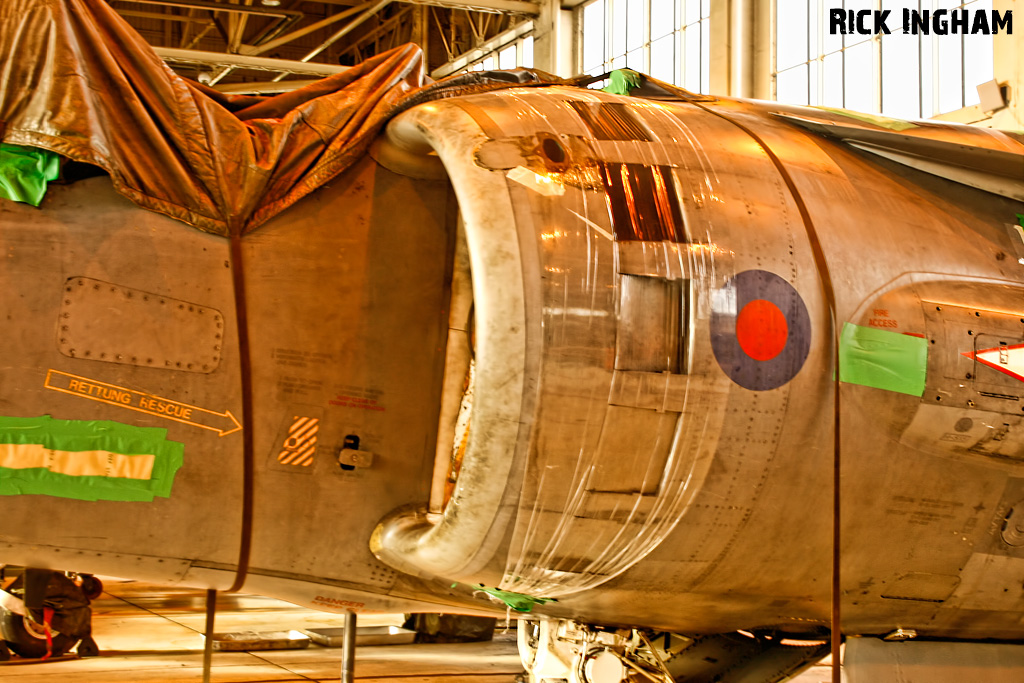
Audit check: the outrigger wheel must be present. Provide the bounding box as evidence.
[78,574,104,602]
[0,570,95,659]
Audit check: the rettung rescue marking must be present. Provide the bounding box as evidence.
[44,369,241,436]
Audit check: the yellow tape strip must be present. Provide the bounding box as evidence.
[0,444,155,480]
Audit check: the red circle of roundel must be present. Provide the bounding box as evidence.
[736,299,788,361]
[710,270,811,391]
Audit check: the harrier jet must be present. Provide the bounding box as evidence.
[1,1,1023,681]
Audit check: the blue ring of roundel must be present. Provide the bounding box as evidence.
[710,269,811,391]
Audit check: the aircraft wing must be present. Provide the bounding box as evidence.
[774,111,1024,201]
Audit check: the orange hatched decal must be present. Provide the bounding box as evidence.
[278,416,319,467]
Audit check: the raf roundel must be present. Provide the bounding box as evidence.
[710,270,811,391]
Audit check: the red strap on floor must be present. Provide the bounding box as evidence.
[40,607,54,661]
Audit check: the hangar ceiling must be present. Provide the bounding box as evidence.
[110,0,539,91]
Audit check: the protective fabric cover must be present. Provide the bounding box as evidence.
[0,1,568,234]
[0,0,427,236]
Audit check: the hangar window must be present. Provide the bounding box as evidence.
[774,0,995,119]
[467,35,534,72]
[431,28,534,78]
[578,0,710,93]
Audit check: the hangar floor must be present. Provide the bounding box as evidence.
[0,577,837,682]
[0,577,523,682]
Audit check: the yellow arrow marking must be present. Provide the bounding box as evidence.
[44,370,242,436]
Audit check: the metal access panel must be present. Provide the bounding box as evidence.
[846,637,1024,683]
[0,176,242,583]
[242,152,457,597]
[57,277,222,373]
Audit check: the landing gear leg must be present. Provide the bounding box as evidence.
[517,619,634,683]
[518,619,575,682]
[341,610,357,683]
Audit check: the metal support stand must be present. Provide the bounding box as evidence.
[341,610,357,683]
[203,589,217,683]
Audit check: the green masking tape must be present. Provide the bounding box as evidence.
[839,323,928,396]
[0,144,61,207]
[0,416,184,502]
[476,585,555,613]
[602,69,642,96]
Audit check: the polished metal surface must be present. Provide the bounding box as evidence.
[370,86,1024,642]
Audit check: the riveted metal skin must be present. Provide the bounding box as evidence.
[371,87,1024,643]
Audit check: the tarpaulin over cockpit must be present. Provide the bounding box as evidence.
[0,0,427,235]
[0,0,554,235]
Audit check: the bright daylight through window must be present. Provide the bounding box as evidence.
[775,0,995,118]
[580,0,711,93]
[468,35,534,72]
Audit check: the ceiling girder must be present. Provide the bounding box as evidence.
[214,79,323,94]
[227,3,252,53]
[116,0,540,84]
[113,0,303,19]
[401,0,538,16]
[430,18,532,77]
[116,8,215,25]
[345,6,412,53]
[266,0,394,81]
[152,46,349,76]
[238,1,375,56]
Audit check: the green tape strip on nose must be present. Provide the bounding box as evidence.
[839,323,928,397]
